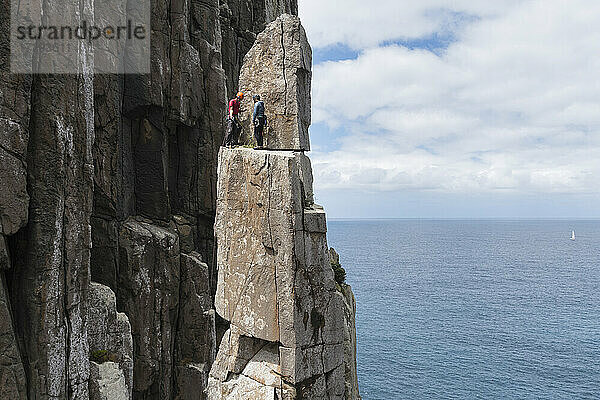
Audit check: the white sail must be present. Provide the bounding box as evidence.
[571,230,576,240]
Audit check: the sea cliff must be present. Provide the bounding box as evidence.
[0,1,359,399]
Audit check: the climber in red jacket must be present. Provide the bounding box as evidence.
[224,92,244,146]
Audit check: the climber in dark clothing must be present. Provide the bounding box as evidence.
[224,92,244,146]
[252,95,267,149]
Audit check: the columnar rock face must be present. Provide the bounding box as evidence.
[338,286,361,400]
[213,149,318,341]
[87,283,132,400]
[8,64,95,400]
[210,148,345,399]
[173,252,216,399]
[208,16,353,400]
[0,1,358,400]
[114,220,217,400]
[0,270,27,400]
[330,249,361,400]
[0,24,30,397]
[0,0,30,238]
[220,0,299,101]
[117,220,181,399]
[238,14,312,150]
[2,0,93,397]
[88,1,299,399]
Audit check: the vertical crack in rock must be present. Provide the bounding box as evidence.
[0,2,358,399]
[238,14,311,151]
[280,20,288,116]
[61,176,70,398]
[171,253,185,397]
[265,154,281,335]
[0,253,27,399]
[210,13,357,399]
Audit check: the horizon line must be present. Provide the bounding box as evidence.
[328,217,600,221]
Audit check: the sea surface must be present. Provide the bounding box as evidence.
[327,219,600,400]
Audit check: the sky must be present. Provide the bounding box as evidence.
[298,0,600,219]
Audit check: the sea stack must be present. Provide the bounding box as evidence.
[208,14,359,399]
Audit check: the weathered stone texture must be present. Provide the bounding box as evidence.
[0,148,29,236]
[1,0,95,397]
[211,148,345,399]
[118,219,180,399]
[0,273,27,400]
[88,282,134,397]
[214,149,315,342]
[329,248,361,399]
[208,328,289,399]
[238,14,312,150]
[87,1,302,399]
[208,13,359,395]
[0,235,9,271]
[0,0,359,398]
[220,0,298,100]
[339,286,361,400]
[174,252,216,400]
[11,71,95,399]
[174,363,211,400]
[0,0,31,237]
[89,361,130,400]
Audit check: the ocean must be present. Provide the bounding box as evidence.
[327,219,600,400]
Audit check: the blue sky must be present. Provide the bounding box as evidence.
[299,0,600,219]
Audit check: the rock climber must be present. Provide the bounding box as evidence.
[252,94,267,149]
[224,92,244,146]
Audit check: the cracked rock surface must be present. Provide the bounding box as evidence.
[238,14,312,150]
[89,361,129,400]
[0,0,359,398]
[88,282,134,397]
[210,143,345,397]
[210,150,347,399]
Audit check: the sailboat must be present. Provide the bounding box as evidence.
[570,230,576,241]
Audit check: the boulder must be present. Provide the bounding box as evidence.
[238,14,312,150]
[207,328,289,399]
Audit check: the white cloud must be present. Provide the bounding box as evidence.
[298,0,524,49]
[307,0,600,196]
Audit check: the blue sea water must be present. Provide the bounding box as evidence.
[327,219,600,400]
